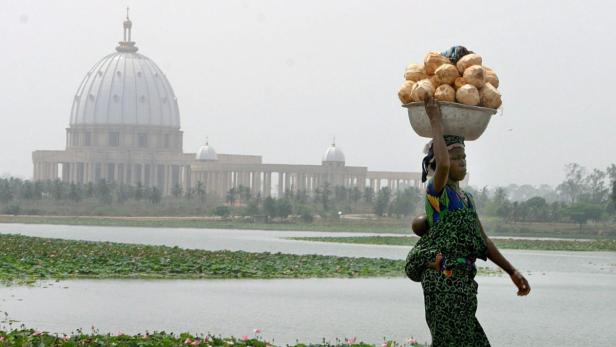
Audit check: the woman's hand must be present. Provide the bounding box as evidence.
[510,269,531,296]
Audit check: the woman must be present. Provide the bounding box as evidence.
[405,97,531,347]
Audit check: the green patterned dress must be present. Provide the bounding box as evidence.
[405,181,490,347]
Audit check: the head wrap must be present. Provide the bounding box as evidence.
[441,46,473,65]
[421,135,465,183]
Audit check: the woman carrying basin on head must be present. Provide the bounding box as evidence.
[405,97,531,347]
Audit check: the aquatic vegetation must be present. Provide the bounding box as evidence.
[0,328,428,347]
[290,236,616,252]
[0,234,409,284]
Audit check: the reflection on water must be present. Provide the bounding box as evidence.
[1,274,615,347]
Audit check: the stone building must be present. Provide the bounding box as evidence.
[32,15,435,198]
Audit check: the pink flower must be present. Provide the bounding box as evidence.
[117,331,125,336]
[241,335,249,341]
[346,337,356,345]
[0,336,5,342]
[191,339,201,346]
[381,343,388,347]
[32,331,43,337]
[185,337,193,344]
[407,337,417,344]
[253,328,262,334]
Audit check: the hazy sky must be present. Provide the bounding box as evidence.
[1,0,614,188]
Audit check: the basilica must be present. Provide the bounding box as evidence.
[32,15,427,197]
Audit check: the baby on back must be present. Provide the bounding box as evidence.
[411,214,429,237]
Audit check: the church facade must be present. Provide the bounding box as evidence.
[32,15,430,198]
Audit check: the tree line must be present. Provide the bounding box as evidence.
[1,162,614,227]
[467,163,616,229]
[0,177,421,220]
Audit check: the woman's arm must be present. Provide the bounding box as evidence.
[425,97,449,193]
[479,221,531,296]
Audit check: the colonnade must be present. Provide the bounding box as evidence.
[189,166,426,199]
[32,160,191,195]
[366,177,424,192]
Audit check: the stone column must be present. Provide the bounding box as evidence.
[263,172,271,197]
[276,173,282,197]
[166,165,172,195]
[284,172,291,194]
[250,171,257,195]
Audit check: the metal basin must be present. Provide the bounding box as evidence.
[402,101,497,141]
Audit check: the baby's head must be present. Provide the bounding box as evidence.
[411,214,429,237]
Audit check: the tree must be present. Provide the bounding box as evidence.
[557,163,586,204]
[95,180,112,204]
[214,205,231,218]
[350,187,362,204]
[148,187,162,204]
[20,181,35,200]
[374,187,392,217]
[476,186,490,213]
[263,197,277,221]
[84,182,95,199]
[33,181,44,200]
[549,201,564,222]
[242,201,260,216]
[493,187,508,207]
[582,169,607,204]
[195,181,206,203]
[116,184,130,204]
[296,205,314,223]
[334,185,349,203]
[51,179,65,201]
[226,187,238,205]
[294,190,308,204]
[607,164,616,212]
[238,185,251,204]
[496,200,512,221]
[320,183,332,211]
[363,187,374,203]
[390,188,419,217]
[0,180,13,203]
[68,183,82,202]
[171,183,183,198]
[276,198,293,220]
[565,203,602,231]
[609,180,616,215]
[522,196,548,222]
[134,182,145,201]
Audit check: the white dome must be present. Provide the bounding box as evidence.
[69,18,180,129]
[323,143,345,163]
[196,142,218,161]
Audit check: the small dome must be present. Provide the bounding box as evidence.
[196,142,218,161]
[323,142,345,163]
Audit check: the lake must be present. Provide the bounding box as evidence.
[0,223,615,346]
